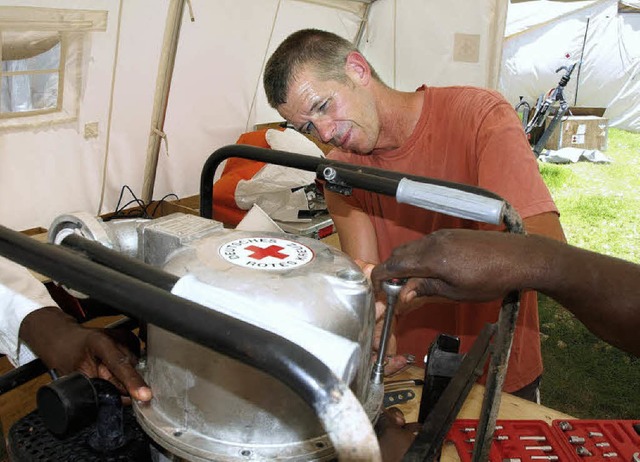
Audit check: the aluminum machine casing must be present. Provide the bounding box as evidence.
[48,212,380,462]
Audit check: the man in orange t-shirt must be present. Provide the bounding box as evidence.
[263,29,566,400]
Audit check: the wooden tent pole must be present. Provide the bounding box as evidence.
[141,0,187,204]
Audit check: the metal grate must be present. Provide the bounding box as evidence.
[7,408,151,462]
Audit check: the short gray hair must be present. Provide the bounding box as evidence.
[263,29,379,108]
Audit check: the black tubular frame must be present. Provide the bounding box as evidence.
[61,234,179,291]
[199,145,504,219]
[201,144,526,462]
[0,356,48,395]
[0,224,340,414]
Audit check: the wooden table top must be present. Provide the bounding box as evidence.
[385,366,574,461]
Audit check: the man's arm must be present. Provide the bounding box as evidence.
[523,211,566,242]
[325,189,413,373]
[324,189,380,263]
[371,229,640,357]
[0,256,59,365]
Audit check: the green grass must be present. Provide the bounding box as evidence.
[537,128,640,418]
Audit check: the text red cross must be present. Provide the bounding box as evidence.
[245,245,288,260]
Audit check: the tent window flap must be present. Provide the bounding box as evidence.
[0,32,63,117]
[0,7,106,129]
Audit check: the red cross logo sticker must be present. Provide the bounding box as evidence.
[220,237,314,271]
[245,245,288,260]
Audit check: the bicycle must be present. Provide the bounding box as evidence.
[515,62,578,157]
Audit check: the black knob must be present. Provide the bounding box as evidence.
[37,372,98,437]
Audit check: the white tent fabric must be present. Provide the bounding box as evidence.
[500,0,640,133]
[0,0,506,231]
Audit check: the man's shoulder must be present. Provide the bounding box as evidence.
[429,85,506,104]
[424,86,512,125]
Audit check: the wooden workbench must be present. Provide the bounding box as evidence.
[386,366,573,461]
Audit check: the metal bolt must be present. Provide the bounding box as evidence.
[602,452,618,458]
[465,435,509,443]
[520,436,547,441]
[576,446,592,457]
[559,421,573,431]
[531,457,559,461]
[322,167,337,182]
[525,446,553,452]
[381,278,406,297]
[595,442,611,447]
[589,431,604,437]
[462,425,502,433]
[569,436,586,444]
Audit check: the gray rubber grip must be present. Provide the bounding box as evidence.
[396,178,505,225]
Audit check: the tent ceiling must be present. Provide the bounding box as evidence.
[292,0,375,15]
[511,0,593,2]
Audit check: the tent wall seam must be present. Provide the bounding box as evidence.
[97,0,124,216]
[353,1,375,47]
[245,0,282,132]
[487,0,509,89]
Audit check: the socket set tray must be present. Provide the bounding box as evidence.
[446,419,640,461]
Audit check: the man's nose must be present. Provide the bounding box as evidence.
[314,119,334,143]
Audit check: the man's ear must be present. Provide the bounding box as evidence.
[345,51,371,86]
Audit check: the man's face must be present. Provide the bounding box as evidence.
[277,65,380,154]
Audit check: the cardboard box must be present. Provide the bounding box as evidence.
[545,115,609,151]
[569,107,606,117]
[151,194,200,218]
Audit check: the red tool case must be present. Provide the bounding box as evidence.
[446,419,640,461]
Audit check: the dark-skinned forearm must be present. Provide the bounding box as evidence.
[18,307,80,367]
[528,235,640,357]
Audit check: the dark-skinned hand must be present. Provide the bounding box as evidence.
[371,229,536,308]
[19,306,152,402]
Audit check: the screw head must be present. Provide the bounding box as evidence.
[381,278,406,297]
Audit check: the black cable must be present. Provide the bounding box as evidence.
[111,199,148,219]
[113,185,146,216]
[109,186,181,221]
[148,193,179,218]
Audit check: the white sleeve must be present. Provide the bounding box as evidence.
[0,256,57,366]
